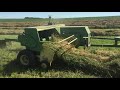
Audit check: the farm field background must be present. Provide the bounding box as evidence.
[1,16,120,78]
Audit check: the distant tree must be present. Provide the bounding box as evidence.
[24,17,40,19]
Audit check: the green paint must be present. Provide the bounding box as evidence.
[18,24,91,53]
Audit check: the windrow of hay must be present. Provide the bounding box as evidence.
[41,36,120,77]
[91,29,120,36]
[40,34,118,62]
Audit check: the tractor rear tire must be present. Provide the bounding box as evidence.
[17,49,36,67]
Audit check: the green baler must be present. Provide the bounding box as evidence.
[17,24,91,69]
[60,26,91,47]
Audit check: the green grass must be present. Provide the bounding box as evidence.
[0,35,120,78]
[0,35,18,39]
[91,36,120,45]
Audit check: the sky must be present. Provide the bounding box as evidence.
[0,12,120,18]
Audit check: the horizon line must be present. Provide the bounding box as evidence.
[0,15,120,19]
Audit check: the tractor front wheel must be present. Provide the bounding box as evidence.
[17,49,36,67]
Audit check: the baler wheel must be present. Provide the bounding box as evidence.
[40,60,50,69]
[17,49,36,67]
